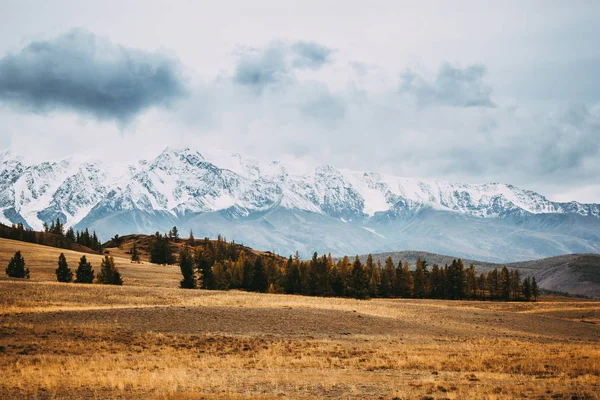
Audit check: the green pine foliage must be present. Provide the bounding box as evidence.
[6,251,29,279]
[75,256,95,283]
[55,253,73,282]
[96,256,123,285]
[178,247,196,289]
[130,242,140,263]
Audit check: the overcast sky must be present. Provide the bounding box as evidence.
[0,0,599,203]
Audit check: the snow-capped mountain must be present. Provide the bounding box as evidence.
[1,147,599,262]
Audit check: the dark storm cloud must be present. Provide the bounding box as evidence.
[233,41,334,89]
[400,63,494,108]
[291,41,334,69]
[0,29,186,123]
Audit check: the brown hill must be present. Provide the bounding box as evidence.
[101,233,284,264]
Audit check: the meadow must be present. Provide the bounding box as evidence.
[0,238,599,399]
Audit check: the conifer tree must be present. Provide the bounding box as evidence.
[531,276,540,301]
[187,230,195,246]
[466,264,478,299]
[130,242,140,263]
[522,276,532,301]
[413,260,426,298]
[251,257,268,293]
[477,272,487,299]
[179,247,196,289]
[499,266,511,301]
[396,262,414,298]
[195,247,214,289]
[348,256,369,299]
[379,256,395,297]
[75,255,94,283]
[284,255,302,294]
[97,256,123,285]
[6,251,29,279]
[429,264,443,298]
[55,253,73,282]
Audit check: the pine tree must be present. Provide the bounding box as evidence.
[396,262,413,298]
[251,257,268,293]
[531,276,540,301]
[499,266,511,301]
[195,248,215,289]
[75,255,94,283]
[379,256,395,297]
[6,251,29,279]
[55,253,73,282]
[130,242,140,263]
[179,247,196,289]
[348,256,369,299]
[477,272,487,299]
[413,260,426,298]
[466,264,477,299]
[522,276,532,301]
[97,256,123,285]
[284,256,302,294]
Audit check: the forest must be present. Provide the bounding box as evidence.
[151,230,540,301]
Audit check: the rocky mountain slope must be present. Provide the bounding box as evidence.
[1,147,599,262]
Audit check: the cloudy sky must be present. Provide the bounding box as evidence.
[0,0,599,202]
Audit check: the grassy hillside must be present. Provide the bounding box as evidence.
[0,238,180,287]
[101,233,283,264]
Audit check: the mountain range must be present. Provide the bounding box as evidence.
[1,147,599,262]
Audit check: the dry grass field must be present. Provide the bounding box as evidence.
[1,238,599,399]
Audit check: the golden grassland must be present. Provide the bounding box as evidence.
[0,238,599,399]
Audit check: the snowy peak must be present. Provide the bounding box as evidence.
[0,146,598,231]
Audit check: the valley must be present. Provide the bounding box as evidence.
[1,239,599,399]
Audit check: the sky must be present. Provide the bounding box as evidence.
[0,0,599,203]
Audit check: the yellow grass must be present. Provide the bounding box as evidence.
[0,238,599,399]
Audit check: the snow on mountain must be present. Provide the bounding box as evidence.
[0,146,598,233]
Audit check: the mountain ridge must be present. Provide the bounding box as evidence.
[1,147,599,261]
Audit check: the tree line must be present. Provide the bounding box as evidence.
[0,220,102,252]
[176,234,540,301]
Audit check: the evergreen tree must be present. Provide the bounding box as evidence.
[522,277,532,301]
[379,256,395,297]
[466,264,478,299]
[284,256,302,294]
[65,227,75,242]
[413,260,427,298]
[499,266,511,301]
[531,276,540,301]
[396,262,414,298]
[6,251,29,279]
[75,255,94,283]
[187,230,196,246]
[130,242,140,263]
[169,226,179,241]
[251,257,268,293]
[179,247,196,289]
[348,256,369,299]
[96,256,123,285]
[477,272,487,299]
[55,253,73,282]
[195,247,215,289]
[429,264,444,298]
[510,270,521,300]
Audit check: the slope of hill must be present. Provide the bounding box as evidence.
[1,147,599,261]
[530,254,600,298]
[0,238,180,287]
